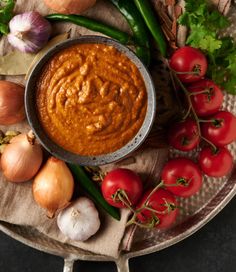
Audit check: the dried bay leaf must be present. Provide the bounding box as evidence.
[0,33,70,76]
[0,51,35,75]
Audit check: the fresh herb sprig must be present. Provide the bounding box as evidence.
[0,0,15,35]
[178,0,236,95]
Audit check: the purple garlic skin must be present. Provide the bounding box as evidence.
[8,11,52,53]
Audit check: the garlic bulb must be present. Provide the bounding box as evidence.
[8,11,52,53]
[57,197,100,242]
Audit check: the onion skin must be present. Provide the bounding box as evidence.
[33,157,74,218]
[0,81,25,125]
[1,131,43,182]
[43,0,96,14]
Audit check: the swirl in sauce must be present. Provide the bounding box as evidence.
[36,44,147,156]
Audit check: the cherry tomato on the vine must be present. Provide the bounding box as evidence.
[201,111,236,146]
[187,79,223,117]
[136,188,178,229]
[101,168,143,208]
[161,158,203,197]
[198,146,233,177]
[169,46,207,83]
[168,118,200,151]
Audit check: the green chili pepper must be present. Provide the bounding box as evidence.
[109,0,151,65]
[133,0,167,57]
[68,164,120,221]
[46,14,132,45]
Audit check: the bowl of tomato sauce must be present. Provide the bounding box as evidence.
[25,36,156,165]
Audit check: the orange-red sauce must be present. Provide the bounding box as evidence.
[36,43,147,155]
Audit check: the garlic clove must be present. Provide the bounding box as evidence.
[8,33,32,53]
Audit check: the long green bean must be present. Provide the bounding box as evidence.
[46,14,133,45]
[109,0,151,65]
[133,0,167,57]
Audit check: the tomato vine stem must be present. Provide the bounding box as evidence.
[188,90,210,96]
[165,59,218,152]
[113,189,136,213]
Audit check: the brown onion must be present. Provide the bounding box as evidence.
[1,131,43,182]
[0,80,25,125]
[43,0,96,14]
[33,157,74,218]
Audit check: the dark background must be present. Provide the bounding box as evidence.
[0,197,236,272]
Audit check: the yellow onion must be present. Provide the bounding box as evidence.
[33,157,74,218]
[43,0,96,14]
[0,80,25,125]
[1,131,43,182]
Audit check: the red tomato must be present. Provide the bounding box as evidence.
[161,158,203,197]
[101,168,143,208]
[168,118,200,151]
[198,146,233,177]
[187,79,224,117]
[136,188,178,229]
[201,111,236,146]
[169,46,207,83]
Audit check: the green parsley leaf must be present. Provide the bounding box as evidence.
[0,0,15,35]
[199,36,222,53]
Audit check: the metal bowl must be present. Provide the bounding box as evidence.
[25,36,156,166]
[2,2,236,272]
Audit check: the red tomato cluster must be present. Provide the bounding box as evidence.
[169,46,236,178]
[101,168,179,230]
[100,46,236,232]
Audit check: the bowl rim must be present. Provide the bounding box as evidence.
[25,35,156,166]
